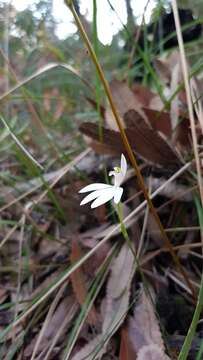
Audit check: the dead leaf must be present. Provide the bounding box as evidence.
[80,122,124,154]
[153,52,182,87]
[70,238,98,325]
[131,83,156,107]
[143,106,190,153]
[102,243,136,339]
[86,138,118,155]
[128,287,166,355]
[153,59,171,85]
[80,110,180,168]
[143,108,172,138]
[109,80,146,118]
[149,95,165,112]
[105,80,147,130]
[71,243,136,359]
[175,116,191,151]
[137,344,171,360]
[105,243,135,300]
[124,110,180,167]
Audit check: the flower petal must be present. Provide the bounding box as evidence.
[120,154,127,176]
[113,186,123,204]
[79,183,112,193]
[114,173,123,187]
[80,188,111,206]
[91,187,115,208]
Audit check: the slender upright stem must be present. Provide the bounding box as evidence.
[117,202,137,259]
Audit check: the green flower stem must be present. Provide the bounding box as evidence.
[117,202,137,259]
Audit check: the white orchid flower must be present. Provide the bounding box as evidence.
[79,154,127,208]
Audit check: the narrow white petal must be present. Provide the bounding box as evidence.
[91,187,115,208]
[114,173,123,187]
[79,183,112,193]
[80,189,107,206]
[120,154,127,176]
[113,187,123,204]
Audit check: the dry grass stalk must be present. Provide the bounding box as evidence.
[171,0,203,208]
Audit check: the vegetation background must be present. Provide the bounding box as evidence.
[0,0,203,359]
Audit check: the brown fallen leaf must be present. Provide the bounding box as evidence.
[143,107,191,150]
[153,52,182,87]
[80,111,180,168]
[149,94,165,112]
[86,138,119,155]
[137,344,171,360]
[143,107,172,138]
[124,109,180,167]
[105,79,147,130]
[71,243,136,359]
[80,121,124,154]
[101,242,136,351]
[70,238,98,325]
[128,287,170,359]
[153,59,171,85]
[175,115,191,151]
[131,83,156,107]
[109,80,146,117]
